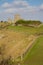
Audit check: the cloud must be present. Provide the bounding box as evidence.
[0,0,43,21]
[40,4,43,11]
[0,0,43,14]
[1,2,11,8]
[1,0,37,13]
[1,0,29,8]
[13,0,29,8]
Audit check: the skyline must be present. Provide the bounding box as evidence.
[0,0,43,22]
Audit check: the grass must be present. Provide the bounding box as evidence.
[37,24,43,33]
[23,35,43,65]
[7,25,37,35]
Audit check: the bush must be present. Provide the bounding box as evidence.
[15,19,41,26]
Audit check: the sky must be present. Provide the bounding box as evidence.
[0,0,43,22]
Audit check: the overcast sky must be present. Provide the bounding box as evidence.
[0,0,43,22]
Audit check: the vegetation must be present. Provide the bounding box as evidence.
[23,35,43,65]
[15,20,41,26]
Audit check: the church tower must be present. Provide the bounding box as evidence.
[14,14,21,24]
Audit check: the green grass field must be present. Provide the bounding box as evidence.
[23,35,43,65]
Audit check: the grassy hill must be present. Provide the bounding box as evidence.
[0,23,43,65]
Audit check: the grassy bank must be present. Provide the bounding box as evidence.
[23,35,43,65]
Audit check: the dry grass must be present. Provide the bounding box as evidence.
[0,30,37,59]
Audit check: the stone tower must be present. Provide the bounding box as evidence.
[14,14,21,24]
